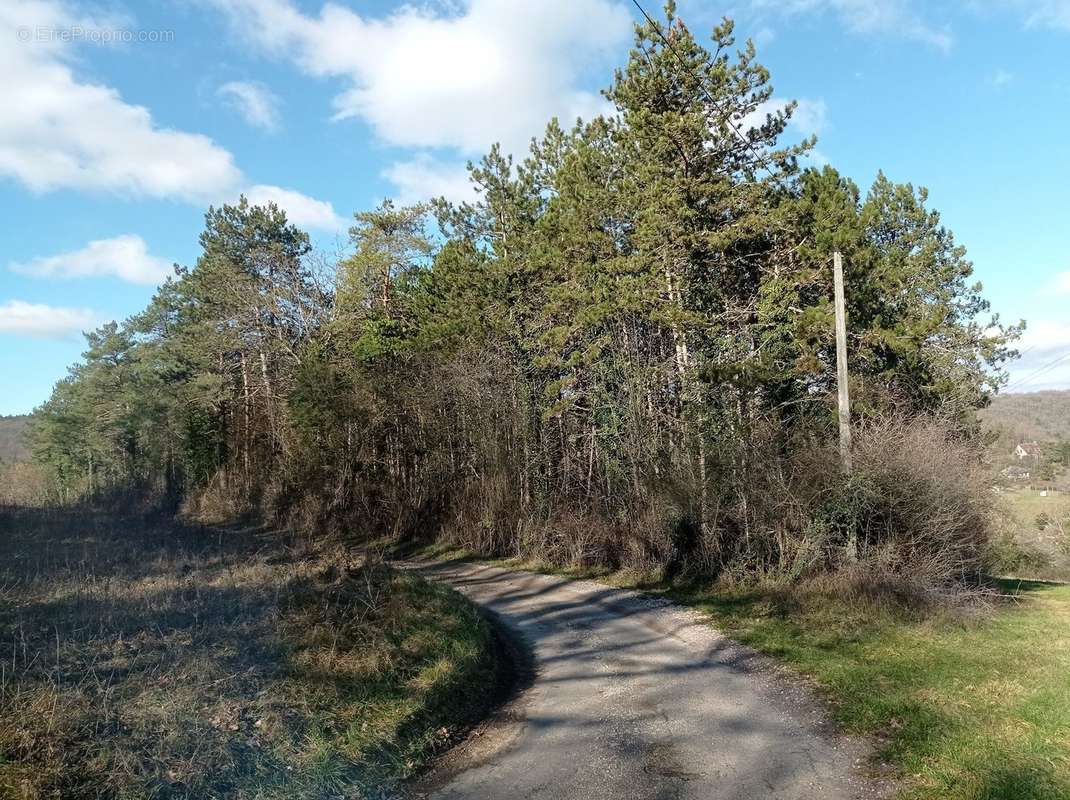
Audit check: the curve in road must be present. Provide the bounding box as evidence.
[403,559,894,800]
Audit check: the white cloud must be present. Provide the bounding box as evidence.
[0,1,338,230]
[205,0,631,156]
[738,97,828,138]
[0,300,98,339]
[748,0,953,50]
[729,97,830,167]
[243,184,346,231]
[383,155,477,205]
[1050,271,1070,294]
[218,80,281,131]
[804,148,831,167]
[1019,1,1070,31]
[790,98,828,136]
[1005,320,1070,392]
[988,69,1014,86]
[1016,320,1070,354]
[11,234,172,285]
[0,1,241,201]
[752,26,777,46]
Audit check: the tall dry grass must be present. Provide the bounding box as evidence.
[0,508,493,799]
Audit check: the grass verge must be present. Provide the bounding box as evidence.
[0,508,495,799]
[409,543,1070,800]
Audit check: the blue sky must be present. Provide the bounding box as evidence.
[2,0,1069,415]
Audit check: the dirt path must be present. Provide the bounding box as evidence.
[402,559,894,800]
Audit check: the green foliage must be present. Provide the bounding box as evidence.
[29,11,1015,582]
[31,195,325,501]
[1051,438,1070,468]
[779,167,1020,422]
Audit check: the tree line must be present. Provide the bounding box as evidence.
[30,9,1018,581]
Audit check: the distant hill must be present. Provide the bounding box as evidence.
[979,390,1070,443]
[0,415,31,464]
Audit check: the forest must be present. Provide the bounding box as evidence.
[0,415,30,464]
[980,390,1070,444]
[24,11,1020,588]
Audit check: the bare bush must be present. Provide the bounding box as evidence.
[421,409,995,594]
[823,415,993,583]
[180,469,253,524]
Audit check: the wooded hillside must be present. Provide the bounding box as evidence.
[979,390,1070,443]
[0,415,30,464]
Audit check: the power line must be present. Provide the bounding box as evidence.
[1000,341,1040,389]
[628,0,783,181]
[1012,341,1038,361]
[1007,347,1070,388]
[1005,347,1070,391]
[1010,356,1070,390]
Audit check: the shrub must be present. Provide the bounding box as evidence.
[426,411,996,593]
[820,415,993,584]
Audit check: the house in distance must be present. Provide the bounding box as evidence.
[1015,441,1042,463]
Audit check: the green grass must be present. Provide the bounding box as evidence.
[996,487,1070,581]
[0,509,495,799]
[413,543,1070,800]
[683,582,1070,800]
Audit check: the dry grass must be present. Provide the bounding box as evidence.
[0,507,493,799]
[0,464,54,508]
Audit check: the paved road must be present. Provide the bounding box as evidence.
[403,559,892,800]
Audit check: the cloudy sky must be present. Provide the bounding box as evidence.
[1,0,1069,414]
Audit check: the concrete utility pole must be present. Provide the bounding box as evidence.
[834,251,856,562]
[833,252,852,474]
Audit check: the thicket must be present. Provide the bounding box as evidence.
[29,8,1018,587]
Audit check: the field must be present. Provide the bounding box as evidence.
[994,487,1070,581]
[0,508,494,799]
[691,581,1070,800]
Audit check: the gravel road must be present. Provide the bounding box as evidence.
[402,559,894,800]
